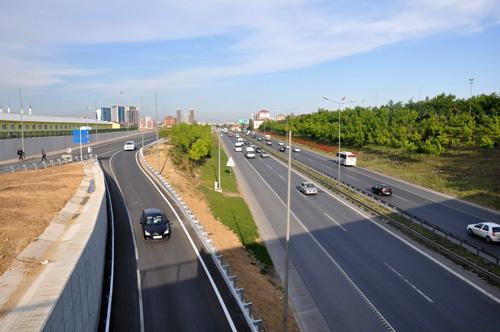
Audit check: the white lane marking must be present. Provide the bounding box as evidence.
[324,212,347,232]
[384,263,434,303]
[242,156,396,331]
[104,181,115,332]
[278,174,286,182]
[266,164,273,171]
[392,194,410,203]
[268,149,500,306]
[109,150,145,332]
[135,150,237,332]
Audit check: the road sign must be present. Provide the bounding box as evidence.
[72,129,90,144]
[226,157,235,167]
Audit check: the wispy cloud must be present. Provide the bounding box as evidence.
[0,0,499,90]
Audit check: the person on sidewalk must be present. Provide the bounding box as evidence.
[41,149,47,162]
[17,147,24,161]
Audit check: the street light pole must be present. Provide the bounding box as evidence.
[155,92,159,173]
[469,78,474,113]
[141,96,144,147]
[322,96,358,182]
[218,128,221,191]
[19,88,25,153]
[282,123,292,332]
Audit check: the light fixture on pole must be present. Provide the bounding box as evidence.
[322,96,358,182]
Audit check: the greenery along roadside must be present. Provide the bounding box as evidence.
[199,133,273,269]
[163,123,273,270]
[262,93,500,154]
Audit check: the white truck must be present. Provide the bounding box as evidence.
[264,134,271,141]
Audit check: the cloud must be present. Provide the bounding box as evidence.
[0,0,499,90]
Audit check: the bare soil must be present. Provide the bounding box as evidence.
[145,146,299,332]
[0,163,83,275]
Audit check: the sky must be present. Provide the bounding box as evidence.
[0,0,499,122]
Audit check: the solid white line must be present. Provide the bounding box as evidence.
[109,150,145,332]
[240,154,396,331]
[384,263,434,303]
[104,180,115,332]
[324,212,347,232]
[392,194,410,203]
[135,150,237,332]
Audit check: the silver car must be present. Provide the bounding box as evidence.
[467,222,500,243]
[298,181,318,195]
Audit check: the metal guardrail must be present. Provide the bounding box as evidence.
[139,146,263,332]
[0,154,97,174]
[245,135,500,282]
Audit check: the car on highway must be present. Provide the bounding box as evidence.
[235,134,240,138]
[278,141,285,146]
[266,141,273,146]
[234,146,243,152]
[293,147,301,152]
[298,182,318,195]
[245,146,256,158]
[467,222,500,243]
[371,184,393,196]
[261,152,270,158]
[279,146,286,152]
[257,137,263,141]
[140,208,171,240]
[255,147,262,153]
[123,141,136,151]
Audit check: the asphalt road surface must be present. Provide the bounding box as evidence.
[224,134,500,332]
[101,140,248,331]
[251,133,500,256]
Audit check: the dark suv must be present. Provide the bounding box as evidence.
[371,184,392,196]
[140,208,171,240]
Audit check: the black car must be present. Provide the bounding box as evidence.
[244,141,250,145]
[279,146,286,152]
[255,147,262,153]
[371,184,392,196]
[140,208,171,240]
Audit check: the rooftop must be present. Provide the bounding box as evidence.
[0,113,111,125]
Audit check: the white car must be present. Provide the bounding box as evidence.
[298,181,318,195]
[123,141,136,151]
[245,152,255,159]
[278,141,285,146]
[235,141,244,147]
[234,146,243,152]
[467,222,500,243]
[293,147,301,152]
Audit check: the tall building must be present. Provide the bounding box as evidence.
[126,105,139,127]
[253,109,271,129]
[111,105,126,123]
[176,108,182,124]
[97,107,112,122]
[164,116,176,127]
[188,108,195,124]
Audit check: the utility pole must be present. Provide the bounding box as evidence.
[218,128,221,191]
[141,96,144,147]
[282,124,292,332]
[155,93,159,173]
[469,78,474,113]
[19,88,25,153]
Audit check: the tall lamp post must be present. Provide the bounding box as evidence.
[469,78,474,113]
[155,93,159,173]
[322,96,358,182]
[19,88,25,153]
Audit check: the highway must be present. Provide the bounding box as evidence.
[223,134,500,331]
[252,133,500,255]
[99,136,248,331]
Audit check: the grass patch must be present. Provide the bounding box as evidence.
[199,135,238,193]
[198,135,273,270]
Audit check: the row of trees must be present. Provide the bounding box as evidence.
[160,123,213,164]
[261,93,500,154]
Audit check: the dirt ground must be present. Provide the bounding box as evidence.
[0,163,83,275]
[145,146,299,332]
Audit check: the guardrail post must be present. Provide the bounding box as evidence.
[9,166,14,173]
[24,164,28,171]
[253,319,263,331]
[51,160,54,167]
[42,161,47,169]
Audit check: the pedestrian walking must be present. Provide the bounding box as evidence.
[17,147,24,161]
[41,149,47,162]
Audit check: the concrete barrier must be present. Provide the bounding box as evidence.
[0,160,107,331]
[0,130,138,161]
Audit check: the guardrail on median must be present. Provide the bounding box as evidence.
[245,135,500,281]
[139,145,263,332]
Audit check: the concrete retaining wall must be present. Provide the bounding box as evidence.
[0,161,108,331]
[0,130,138,161]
